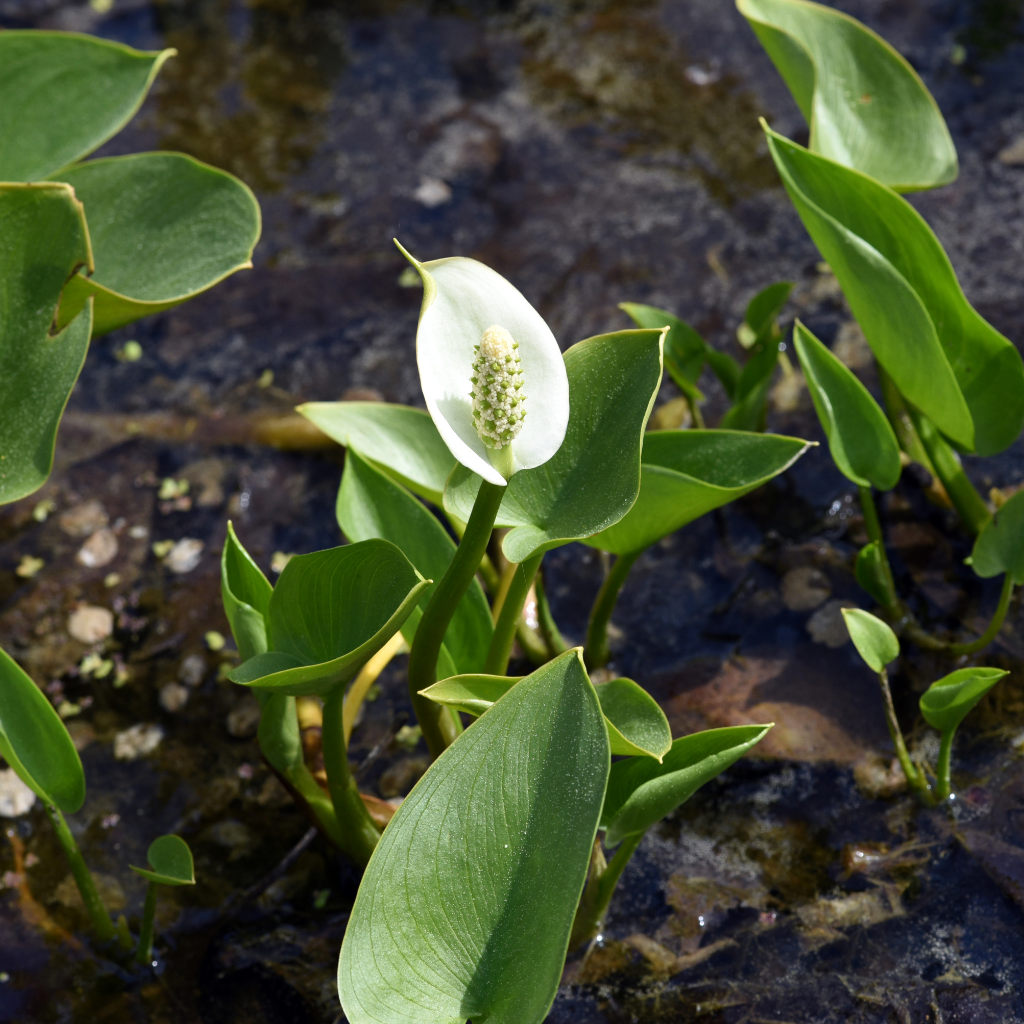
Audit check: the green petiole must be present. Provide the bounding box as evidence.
[584,550,640,670]
[45,805,115,943]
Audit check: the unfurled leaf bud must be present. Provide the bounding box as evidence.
[471,325,526,450]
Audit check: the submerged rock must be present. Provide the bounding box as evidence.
[0,769,36,817]
[67,604,114,643]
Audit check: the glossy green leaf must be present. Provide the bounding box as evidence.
[842,608,899,673]
[420,669,670,759]
[793,321,900,489]
[130,835,195,887]
[719,340,778,431]
[620,303,707,404]
[443,330,665,563]
[602,725,771,846]
[920,667,1008,734]
[855,542,892,608]
[418,673,520,718]
[299,402,456,507]
[737,0,957,191]
[587,430,810,555]
[55,154,260,337]
[594,677,671,761]
[339,649,609,1024]
[228,540,429,696]
[221,522,272,662]
[0,32,173,182]
[0,184,94,504]
[971,489,1024,583]
[765,125,1024,456]
[0,646,85,813]
[744,281,793,341]
[337,448,492,672]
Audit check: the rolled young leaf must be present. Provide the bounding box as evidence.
[0,183,94,504]
[764,125,1024,456]
[229,540,429,697]
[420,670,671,760]
[971,489,1024,584]
[793,321,900,490]
[0,647,85,813]
[443,329,665,563]
[130,835,195,887]
[855,541,894,608]
[919,667,1008,734]
[299,402,455,506]
[0,32,173,182]
[602,725,772,846]
[842,608,899,673]
[587,430,810,555]
[743,281,793,343]
[399,242,569,486]
[737,0,957,191]
[339,649,609,1024]
[337,448,492,673]
[55,153,261,337]
[221,522,273,662]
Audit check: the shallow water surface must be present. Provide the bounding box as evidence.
[3,0,1024,1020]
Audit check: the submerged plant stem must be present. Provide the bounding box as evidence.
[485,553,543,675]
[936,729,955,803]
[135,882,158,965]
[858,484,901,615]
[949,573,1014,656]
[45,805,115,942]
[908,408,991,536]
[408,480,506,757]
[535,569,569,657]
[321,688,381,867]
[877,669,929,801]
[585,550,641,669]
[569,832,644,950]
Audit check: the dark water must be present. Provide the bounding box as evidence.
[3,0,1024,1020]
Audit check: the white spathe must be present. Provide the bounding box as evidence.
[399,241,570,486]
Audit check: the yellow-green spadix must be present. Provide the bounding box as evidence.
[396,240,569,486]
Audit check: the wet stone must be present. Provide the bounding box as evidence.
[159,681,190,713]
[113,723,164,760]
[178,653,208,687]
[0,768,36,817]
[781,566,832,611]
[76,527,118,568]
[227,696,262,738]
[806,599,857,648]
[164,537,204,573]
[57,499,108,537]
[67,604,114,643]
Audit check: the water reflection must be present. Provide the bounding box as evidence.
[149,0,348,190]
[516,0,776,205]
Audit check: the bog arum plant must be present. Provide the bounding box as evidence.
[396,240,568,486]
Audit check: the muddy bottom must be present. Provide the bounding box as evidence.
[3,0,1024,1020]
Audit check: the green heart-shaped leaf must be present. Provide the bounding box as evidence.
[971,490,1024,583]
[54,153,260,337]
[765,125,1024,456]
[339,649,609,1024]
[443,329,665,563]
[221,522,273,662]
[420,669,670,760]
[586,430,810,555]
[920,667,1008,734]
[228,540,429,696]
[0,183,94,504]
[337,448,492,672]
[620,304,708,404]
[0,647,85,813]
[0,32,173,182]
[738,0,957,191]
[602,725,771,846]
[793,321,900,490]
[842,608,899,673]
[298,402,456,507]
[130,834,195,887]
[594,677,671,761]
